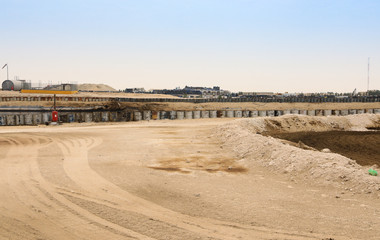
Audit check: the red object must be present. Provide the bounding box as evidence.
[52,111,58,122]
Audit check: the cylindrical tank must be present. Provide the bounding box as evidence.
[2,80,24,91]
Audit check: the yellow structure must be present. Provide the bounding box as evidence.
[21,89,78,94]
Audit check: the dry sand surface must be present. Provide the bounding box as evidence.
[0,115,380,239]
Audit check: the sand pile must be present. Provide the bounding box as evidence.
[77,84,116,91]
[217,114,380,195]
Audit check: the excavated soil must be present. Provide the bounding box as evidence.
[267,131,380,166]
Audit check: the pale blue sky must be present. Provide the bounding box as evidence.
[1,0,379,92]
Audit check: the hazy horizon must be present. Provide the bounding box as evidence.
[1,0,379,93]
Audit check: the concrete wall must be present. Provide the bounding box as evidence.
[0,107,378,126]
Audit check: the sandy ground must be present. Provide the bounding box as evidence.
[0,117,380,239]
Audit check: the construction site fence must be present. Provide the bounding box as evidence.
[0,108,379,126]
[0,96,379,103]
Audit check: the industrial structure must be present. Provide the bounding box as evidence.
[2,80,31,91]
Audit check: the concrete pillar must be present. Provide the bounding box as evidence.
[267,110,275,117]
[299,110,307,115]
[357,109,365,114]
[349,109,357,115]
[143,111,151,120]
[307,110,316,116]
[193,111,201,119]
[250,110,258,117]
[226,110,234,118]
[291,109,299,114]
[258,110,267,117]
[323,110,332,116]
[234,110,242,118]
[133,111,142,121]
[185,111,193,119]
[6,115,15,126]
[176,111,184,120]
[209,110,217,118]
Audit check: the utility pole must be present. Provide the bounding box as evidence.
[367,57,370,92]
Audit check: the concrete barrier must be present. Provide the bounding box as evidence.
[323,110,332,116]
[374,109,380,114]
[0,115,5,126]
[6,115,15,125]
[226,110,234,118]
[242,110,250,118]
[134,111,142,121]
[201,111,209,118]
[234,110,242,118]
[316,110,323,116]
[143,111,151,120]
[250,110,258,117]
[291,109,299,114]
[366,109,374,114]
[340,110,349,116]
[259,110,266,117]
[92,112,101,122]
[68,113,75,123]
[16,115,24,125]
[267,110,275,117]
[160,111,169,119]
[169,111,176,120]
[42,113,50,123]
[101,112,109,122]
[33,114,42,125]
[185,111,193,119]
[307,110,316,116]
[283,110,291,115]
[25,114,33,125]
[176,111,184,120]
[299,110,307,115]
[349,109,357,115]
[85,113,93,122]
[109,112,118,122]
[193,111,201,119]
[209,110,217,118]
[357,109,365,114]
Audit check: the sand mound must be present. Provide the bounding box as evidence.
[77,84,116,91]
[217,114,380,195]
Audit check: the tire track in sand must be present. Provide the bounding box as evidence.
[55,134,321,240]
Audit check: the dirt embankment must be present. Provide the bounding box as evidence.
[217,114,380,195]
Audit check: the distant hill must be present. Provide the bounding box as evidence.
[77,84,116,91]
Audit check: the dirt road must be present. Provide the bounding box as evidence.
[0,119,379,239]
